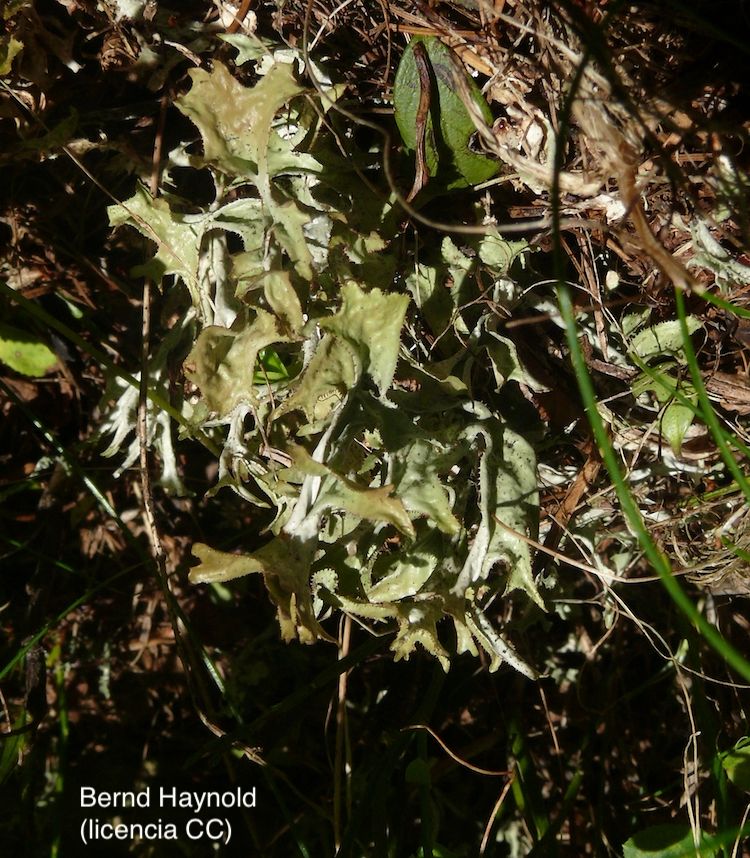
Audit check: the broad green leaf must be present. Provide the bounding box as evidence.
[367,532,440,602]
[192,442,415,645]
[405,356,468,399]
[722,736,750,791]
[175,61,303,177]
[255,347,290,383]
[189,540,331,644]
[334,592,451,670]
[169,35,546,680]
[393,36,499,189]
[630,317,702,361]
[478,233,528,274]
[632,363,679,402]
[271,197,315,280]
[392,600,450,670]
[405,259,453,341]
[209,198,265,253]
[621,307,652,337]
[177,62,322,281]
[108,185,200,290]
[390,438,460,535]
[0,323,57,376]
[275,335,359,426]
[265,130,325,183]
[232,251,266,299]
[441,236,474,299]
[454,417,543,608]
[260,270,304,335]
[319,281,409,395]
[314,476,415,538]
[189,542,267,584]
[184,310,294,416]
[289,444,415,537]
[661,400,696,455]
[630,364,698,455]
[486,331,549,391]
[328,226,395,291]
[622,824,717,858]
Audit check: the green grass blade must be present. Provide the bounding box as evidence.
[674,288,750,498]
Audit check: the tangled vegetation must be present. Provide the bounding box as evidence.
[2,1,750,855]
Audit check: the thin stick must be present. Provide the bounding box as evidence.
[226,0,252,34]
[333,614,352,849]
[480,773,515,854]
[138,90,169,571]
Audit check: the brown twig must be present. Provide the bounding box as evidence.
[226,0,252,34]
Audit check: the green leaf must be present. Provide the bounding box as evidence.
[290,444,415,538]
[405,758,431,786]
[622,824,717,858]
[405,259,453,341]
[367,531,440,602]
[275,335,359,426]
[3,1,30,20]
[394,36,499,190]
[661,400,696,455]
[190,436,416,647]
[0,716,26,785]
[629,317,703,361]
[464,601,538,677]
[722,736,750,791]
[189,542,267,585]
[168,35,545,679]
[0,323,57,376]
[255,347,290,383]
[389,438,460,535]
[219,32,277,66]
[485,331,549,391]
[630,363,698,455]
[108,185,200,290]
[184,310,295,416]
[454,416,543,609]
[210,198,265,254]
[315,477,415,538]
[478,233,528,274]
[189,540,331,644]
[260,270,304,335]
[319,281,409,395]
[621,308,652,337]
[632,363,679,402]
[176,62,324,282]
[175,61,303,177]
[391,600,451,670]
[270,197,316,281]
